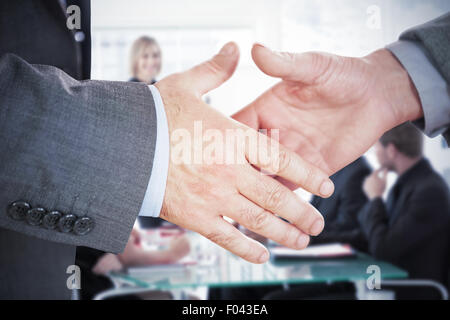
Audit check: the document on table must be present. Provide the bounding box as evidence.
[270,243,356,259]
[127,256,197,276]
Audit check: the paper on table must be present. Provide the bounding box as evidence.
[127,256,197,276]
[270,243,355,259]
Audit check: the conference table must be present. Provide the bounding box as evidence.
[93,231,419,300]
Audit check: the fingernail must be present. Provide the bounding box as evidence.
[254,42,268,49]
[219,42,235,55]
[320,180,334,197]
[297,233,310,249]
[310,219,324,236]
[258,250,270,263]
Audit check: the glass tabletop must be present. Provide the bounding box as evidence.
[110,232,407,290]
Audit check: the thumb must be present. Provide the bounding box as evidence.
[251,43,337,84]
[184,42,239,96]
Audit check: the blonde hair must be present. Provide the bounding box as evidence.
[129,36,161,77]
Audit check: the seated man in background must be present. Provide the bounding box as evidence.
[77,229,190,300]
[310,157,371,252]
[358,122,450,299]
[265,123,450,300]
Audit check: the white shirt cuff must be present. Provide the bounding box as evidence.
[386,40,450,138]
[138,85,169,217]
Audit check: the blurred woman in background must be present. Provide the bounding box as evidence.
[129,35,167,229]
[129,36,162,84]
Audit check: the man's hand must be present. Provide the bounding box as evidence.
[156,43,335,264]
[363,168,388,200]
[234,44,423,182]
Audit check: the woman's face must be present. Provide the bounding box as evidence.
[136,44,161,83]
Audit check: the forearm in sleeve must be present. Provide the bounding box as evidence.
[386,13,450,143]
[387,40,450,141]
[0,53,158,253]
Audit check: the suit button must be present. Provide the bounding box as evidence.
[58,214,77,233]
[74,31,85,42]
[7,201,31,220]
[42,211,62,229]
[26,207,46,226]
[73,217,94,235]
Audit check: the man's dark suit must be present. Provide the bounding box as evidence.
[310,157,371,251]
[359,158,450,299]
[0,0,157,299]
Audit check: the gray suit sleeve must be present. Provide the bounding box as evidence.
[400,13,450,83]
[387,40,450,139]
[386,13,450,144]
[0,53,157,253]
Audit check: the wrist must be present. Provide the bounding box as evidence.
[366,49,423,127]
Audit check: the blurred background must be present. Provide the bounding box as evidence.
[90,0,450,196]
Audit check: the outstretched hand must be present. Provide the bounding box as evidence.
[234,44,423,185]
[156,43,336,263]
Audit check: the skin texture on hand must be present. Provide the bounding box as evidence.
[363,168,388,200]
[155,42,336,264]
[233,44,423,182]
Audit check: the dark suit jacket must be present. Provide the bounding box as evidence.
[310,157,371,251]
[0,0,157,299]
[358,158,450,298]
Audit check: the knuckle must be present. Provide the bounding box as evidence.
[275,149,291,174]
[205,59,229,81]
[205,60,222,75]
[246,208,270,231]
[316,54,339,84]
[265,184,286,210]
[238,206,255,225]
[253,210,270,230]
